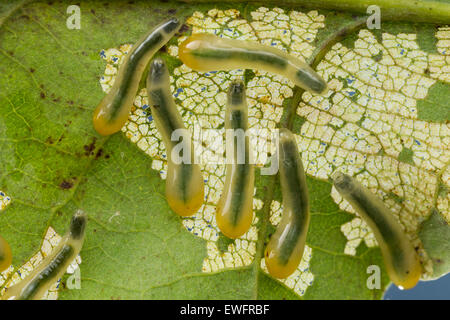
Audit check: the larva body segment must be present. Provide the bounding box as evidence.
[2,211,87,300]
[216,81,254,239]
[265,128,310,279]
[0,235,12,273]
[332,172,422,290]
[179,33,328,95]
[93,18,181,136]
[147,59,204,217]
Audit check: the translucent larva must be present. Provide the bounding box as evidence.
[93,18,181,136]
[0,235,12,273]
[179,33,328,95]
[216,81,254,239]
[146,58,204,216]
[265,128,310,279]
[332,172,422,290]
[2,210,87,300]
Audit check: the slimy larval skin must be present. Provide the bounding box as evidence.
[265,128,310,279]
[332,172,422,290]
[147,58,204,217]
[2,211,87,300]
[93,18,181,136]
[216,80,254,239]
[179,33,328,95]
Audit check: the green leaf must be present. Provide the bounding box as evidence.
[0,0,448,300]
[419,209,450,280]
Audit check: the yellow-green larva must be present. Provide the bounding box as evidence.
[2,211,87,300]
[179,33,328,95]
[93,18,181,136]
[0,235,12,273]
[265,128,310,279]
[216,80,254,239]
[332,172,422,290]
[146,58,204,217]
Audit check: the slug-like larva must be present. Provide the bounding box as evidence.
[265,128,310,279]
[216,81,254,239]
[147,58,204,216]
[93,18,181,136]
[179,33,328,94]
[2,211,87,300]
[332,172,422,290]
[0,235,12,273]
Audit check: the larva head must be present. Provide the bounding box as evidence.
[178,33,216,70]
[147,58,169,88]
[227,80,246,106]
[392,258,422,290]
[0,235,12,273]
[161,17,181,34]
[264,246,302,279]
[92,95,126,136]
[70,210,87,240]
[386,242,422,290]
[165,163,205,217]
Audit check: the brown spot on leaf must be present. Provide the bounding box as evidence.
[60,180,73,190]
[177,24,190,35]
[40,92,46,99]
[95,148,104,159]
[83,137,97,156]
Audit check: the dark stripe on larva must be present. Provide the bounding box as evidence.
[149,88,193,203]
[334,175,409,271]
[149,88,181,137]
[19,245,74,300]
[191,48,288,69]
[228,105,250,226]
[106,32,164,121]
[296,69,327,94]
[277,139,309,265]
[70,213,87,240]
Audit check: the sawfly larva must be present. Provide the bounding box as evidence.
[332,172,422,290]
[0,235,12,273]
[265,128,310,279]
[2,210,87,300]
[93,18,181,136]
[216,80,254,239]
[179,33,328,94]
[147,58,204,217]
